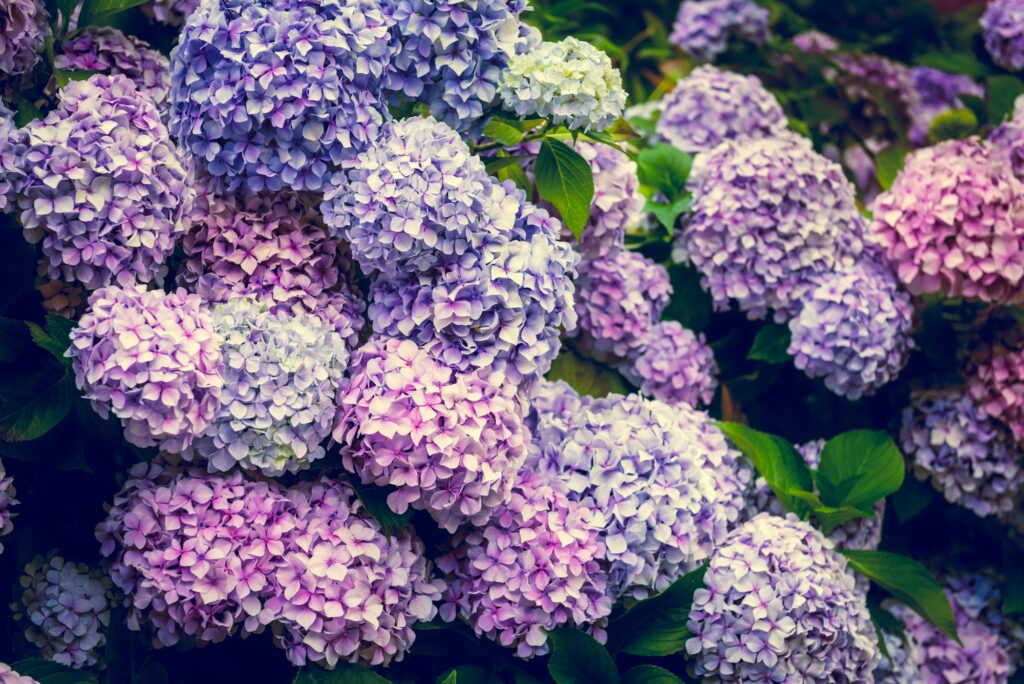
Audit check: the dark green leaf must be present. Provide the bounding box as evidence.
[717,423,813,518]
[987,75,1024,124]
[891,474,935,522]
[1004,541,1024,615]
[647,195,692,231]
[294,663,390,684]
[54,69,98,89]
[815,430,904,510]
[636,144,692,199]
[546,347,630,398]
[621,666,683,684]
[0,317,35,362]
[483,117,525,146]
[547,629,619,684]
[535,138,595,239]
[607,117,640,142]
[0,368,74,441]
[788,488,873,535]
[26,315,75,365]
[916,52,991,77]
[662,264,712,333]
[15,99,43,127]
[483,155,529,174]
[347,478,412,538]
[11,660,97,684]
[927,108,978,144]
[960,94,988,126]
[875,145,908,191]
[434,667,498,684]
[747,324,792,364]
[606,563,707,656]
[76,0,150,28]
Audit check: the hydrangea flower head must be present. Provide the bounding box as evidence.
[622,320,719,407]
[655,65,788,154]
[497,37,626,131]
[13,553,112,669]
[0,0,47,76]
[982,0,1024,71]
[946,572,1024,670]
[0,457,17,554]
[0,664,39,684]
[873,631,920,683]
[168,0,396,193]
[69,286,224,453]
[0,102,19,213]
[669,0,770,62]
[143,0,200,24]
[10,74,191,289]
[55,28,171,105]
[832,53,920,141]
[686,514,879,682]
[576,141,645,256]
[910,67,984,144]
[792,30,839,53]
[966,336,1024,443]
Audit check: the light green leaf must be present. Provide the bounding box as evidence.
[927,108,978,144]
[875,145,909,191]
[547,629,619,684]
[647,194,692,231]
[621,666,682,684]
[535,138,595,239]
[293,663,390,684]
[606,563,707,656]
[636,144,692,199]
[76,0,150,27]
[497,162,532,194]
[54,69,98,89]
[815,430,905,510]
[483,116,525,146]
[747,324,792,364]
[717,422,813,518]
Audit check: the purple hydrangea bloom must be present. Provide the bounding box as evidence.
[873,631,920,683]
[334,336,528,532]
[186,299,349,477]
[990,114,1024,183]
[55,28,171,106]
[870,138,1024,304]
[669,0,770,62]
[181,185,364,346]
[576,141,645,256]
[910,67,984,145]
[947,573,1024,671]
[686,514,879,682]
[0,0,47,76]
[901,389,1024,519]
[0,664,39,684]
[966,335,1024,443]
[526,379,590,440]
[168,0,396,193]
[676,135,867,321]
[13,553,112,669]
[437,469,612,658]
[9,74,192,290]
[622,320,719,407]
[982,0,1024,72]
[792,30,839,53]
[0,458,16,554]
[386,0,538,130]
[655,65,788,154]
[267,478,443,668]
[832,52,920,142]
[574,249,671,359]
[0,102,20,213]
[69,286,224,453]
[788,260,915,400]
[142,0,200,25]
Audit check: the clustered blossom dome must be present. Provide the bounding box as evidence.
[497,37,626,132]
[966,337,1024,443]
[437,469,612,658]
[947,573,1024,670]
[0,102,18,213]
[686,514,879,682]
[55,27,171,106]
[900,390,1024,519]
[676,135,866,321]
[0,0,47,76]
[181,186,364,346]
[8,74,191,290]
[0,664,38,684]
[13,553,112,669]
[910,66,984,144]
[871,138,1024,304]
[669,0,770,62]
[831,53,920,141]
[982,0,1024,72]
[186,299,348,477]
[266,478,443,668]
[335,337,527,533]
[386,0,537,130]
[990,114,1024,182]
[0,457,16,553]
[655,65,787,154]
[622,320,719,407]
[143,0,200,25]
[575,141,645,256]
[574,249,671,359]
[788,261,915,400]
[873,631,919,683]
[168,0,396,193]
[68,286,224,453]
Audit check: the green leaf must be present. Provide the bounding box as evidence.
[546,347,630,398]
[987,75,1024,124]
[76,0,150,28]
[747,324,792,364]
[294,663,390,684]
[54,69,98,89]
[15,99,43,127]
[815,430,904,510]
[788,488,873,535]
[26,315,75,365]
[647,195,692,231]
[346,478,412,538]
[891,475,935,522]
[875,145,909,191]
[621,666,683,684]
[606,563,707,656]
[0,368,74,441]
[607,117,641,142]
[960,94,988,126]
[636,144,692,199]
[483,116,525,146]
[483,155,529,174]
[717,422,814,518]
[435,667,497,684]
[1004,541,1024,615]
[663,264,712,333]
[11,660,97,684]
[547,629,619,684]
[0,316,35,362]
[927,108,978,144]
[497,162,532,194]
[841,550,959,642]
[916,52,991,77]
[535,138,594,239]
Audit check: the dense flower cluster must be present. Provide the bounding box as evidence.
[69,286,224,452]
[832,53,920,141]
[575,141,645,256]
[686,514,879,682]
[335,337,527,532]
[168,0,396,193]
[0,458,16,554]
[990,114,1024,182]
[187,299,348,476]
[792,30,839,53]
[8,74,191,289]
[0,664,38,684]
[982,0,1024,71]
[901,390,1024,518]
[966,336,1024,443]
[873,631,919,683]
[13,553,112,669]
[574,249,671,359]
[947,572,1024,670]
[143,0,200,25]
[437,469,612,658]
[870,138,1024,304]
[497,37,626,131]
[655,66,788,154]
[910,66,984,144]
[386,0,537,130]
[676,135,866,320]
[55,28,171,105]
[669,0,770,62]
[0,102,18,213]
[622,320,718,407]
[0,0,47,76]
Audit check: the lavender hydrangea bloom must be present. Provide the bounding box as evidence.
[622,320,719,407]
[437,469,612,658]
[574,249,671,359]
[0,458,16,554]
[69,286,224,453]
[181,185,364,346]
[832,53,920,141]
[686,514,879,682]
[676,135,866,321]
[792,30,839,53]
[187,299,348,477]
[947,573,1024,671]
[982,0,1024,71]
[990,115,1024,182]
[656,66,787,154]
[497,37,626,131]
[910,67,984,144]
[386,0,538,130]
[322,116,521,277]
[10,74,192,289]
[870,138,1024,304]
[788,261,915,400]
[168,0,396,193]
[873,631,920,683]
[0,102,20,213]
[966,336,1024,443]
[0,0,47,76]
[13,553,112,669]
[669,0,770,62]
[143,0,200,25]
[576,141,645,256]
[0,664,39,684]
[267,478,443,668]
[901,390,1024,518]
[334,337,527,532]
[55,28,171,105]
